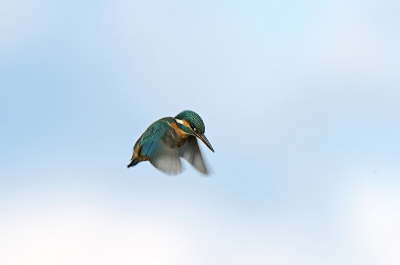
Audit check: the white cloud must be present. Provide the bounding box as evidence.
[0,206,202,265]
[0,205,309,265]
[2,165,400,265]
[338,170,400,265]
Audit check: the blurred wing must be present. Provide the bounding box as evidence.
[140,121,182,175]
[179,135,208,175]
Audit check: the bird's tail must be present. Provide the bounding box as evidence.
[127,159,139,168]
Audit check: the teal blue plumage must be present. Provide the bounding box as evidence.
[128,110,214,175]
[175,110,206,134]
[137,118,177,156]
[131,117,181,174]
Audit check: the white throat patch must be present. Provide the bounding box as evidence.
[175,118,184,125]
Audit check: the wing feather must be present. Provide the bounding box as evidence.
[139,120,182,175]
[179,135,208,175]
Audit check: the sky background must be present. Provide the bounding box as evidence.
[1,0,400,264]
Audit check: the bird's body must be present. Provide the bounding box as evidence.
[127,110,214,175]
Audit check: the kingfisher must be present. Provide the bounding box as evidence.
[127,110,214,175]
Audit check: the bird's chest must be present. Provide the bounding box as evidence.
[176,136,189,147]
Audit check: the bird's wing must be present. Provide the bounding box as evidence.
[179,135,209,175]
[140,120,182,175]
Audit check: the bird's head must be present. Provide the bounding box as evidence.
[174,110,214,152]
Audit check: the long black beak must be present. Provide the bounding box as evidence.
[195,132,215,152]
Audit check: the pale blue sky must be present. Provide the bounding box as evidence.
[1,1,400,264]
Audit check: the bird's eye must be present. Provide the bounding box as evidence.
[190,124,195,129]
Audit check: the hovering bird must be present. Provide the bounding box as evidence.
[127,110,214,175]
